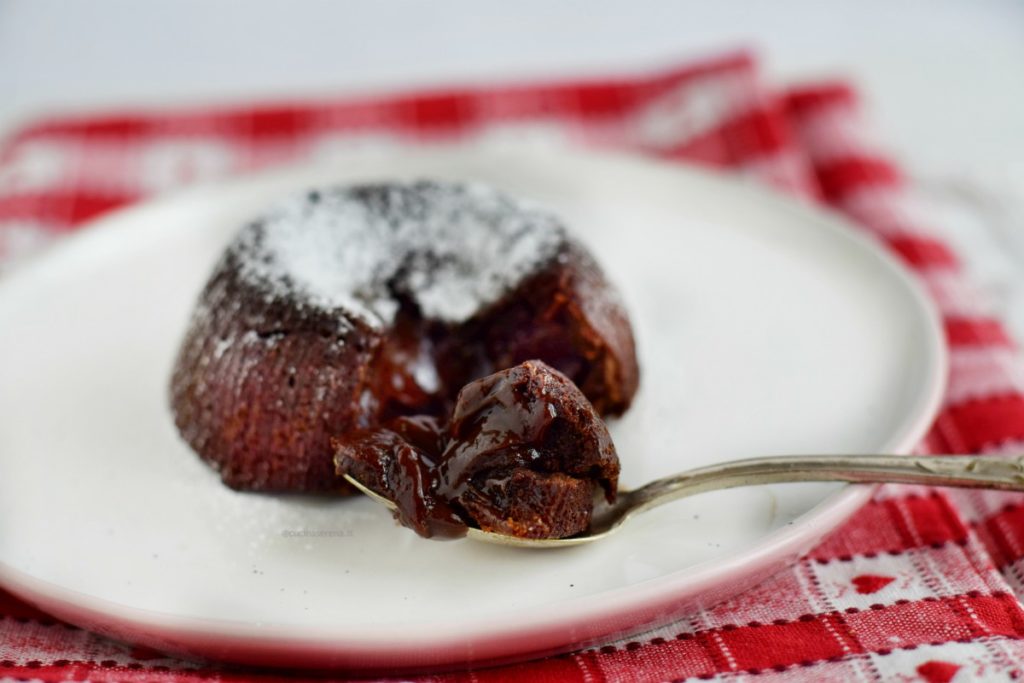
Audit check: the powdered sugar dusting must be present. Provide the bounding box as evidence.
[232,181,566,327]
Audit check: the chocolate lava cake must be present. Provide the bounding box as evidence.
[169,180,639,506]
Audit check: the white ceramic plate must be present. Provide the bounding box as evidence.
[0,147,945,672]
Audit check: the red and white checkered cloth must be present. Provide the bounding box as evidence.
[4,51,1024,682]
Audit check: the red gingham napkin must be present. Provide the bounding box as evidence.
[4,51,1024,682]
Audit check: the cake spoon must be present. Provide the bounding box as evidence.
[344,453,1024,548]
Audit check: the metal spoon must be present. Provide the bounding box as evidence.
[344,453,1024,548]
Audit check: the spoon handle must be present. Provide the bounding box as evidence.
[628,454,1024,516]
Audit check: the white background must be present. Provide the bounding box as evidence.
[2,0,1023,177]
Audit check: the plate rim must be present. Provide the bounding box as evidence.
[0,145,948,668]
